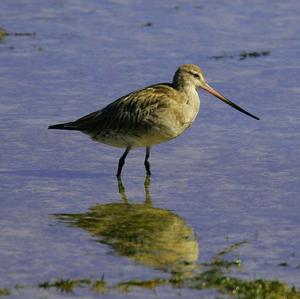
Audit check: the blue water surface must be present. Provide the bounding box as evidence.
[0,1,300,298]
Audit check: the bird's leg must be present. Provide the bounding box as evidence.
[116,146,131,177]
[144,146,151,176]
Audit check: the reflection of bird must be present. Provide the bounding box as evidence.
[49,64,259,176]
[56,176,199,276]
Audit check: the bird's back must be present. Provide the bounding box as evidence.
[83,83,176,132]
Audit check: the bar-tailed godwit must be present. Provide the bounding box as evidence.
[49,64,259,176]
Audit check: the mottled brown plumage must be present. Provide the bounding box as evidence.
[49,64,259,176]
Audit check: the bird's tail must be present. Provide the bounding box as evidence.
[48,122,78,130]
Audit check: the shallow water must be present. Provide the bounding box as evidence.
[0,1,300,298]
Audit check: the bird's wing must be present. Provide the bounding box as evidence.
[69,83,176,133]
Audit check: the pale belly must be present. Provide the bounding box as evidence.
[88,116,198,148]
[89,130,172,148]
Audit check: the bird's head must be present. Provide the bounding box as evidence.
[173,64,206,89]
[173,64,259,120]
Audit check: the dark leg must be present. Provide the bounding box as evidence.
[117,146,131,177]
[144,146,151,176]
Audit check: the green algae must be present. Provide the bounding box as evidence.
[0,27,6,39]
[0,288,9,296]
[38,277,107,294]
[2,244,300,298]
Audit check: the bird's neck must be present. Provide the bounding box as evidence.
[172,72,196,92]
[173,80,197,95]
[172,77,195,91]
[174,78,200,108]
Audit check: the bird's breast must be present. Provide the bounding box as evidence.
[180,87,200,128]
[155,88,200,139]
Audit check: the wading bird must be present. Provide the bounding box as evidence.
[49,64,259,176]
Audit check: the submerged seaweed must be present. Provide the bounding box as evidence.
[210,50,270,61]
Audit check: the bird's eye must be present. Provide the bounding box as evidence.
[193,73,200,79]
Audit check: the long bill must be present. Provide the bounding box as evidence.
[201,83,259,120]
